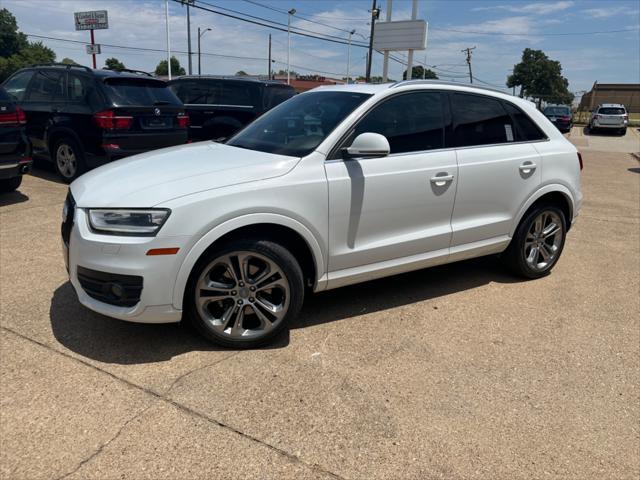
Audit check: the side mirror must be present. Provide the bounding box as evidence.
[341,132,390,160]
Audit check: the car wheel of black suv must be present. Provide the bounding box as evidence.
[53,137,86,183]
[0,176,22,192]
[185,238,305,349]
[503,204,567,279]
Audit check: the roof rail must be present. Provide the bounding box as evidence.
[102,67,154,77]
[29,63,93,72]
[391,79,511,95]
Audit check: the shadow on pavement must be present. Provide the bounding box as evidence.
[50,256,521,364]
[296,256,520,330]
[0,189,29,207]
[628,167,640,174]
[30,161,65,185]
[49,282,289,364]
[583,126,625,137]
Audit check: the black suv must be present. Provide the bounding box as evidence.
[2,64,188,182]
[169,76,295,141]
[0,86,32,192]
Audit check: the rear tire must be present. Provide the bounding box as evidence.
[53,137,86,183]
[503,204,567,279]
[620,128,627,136]
[0,175,22,192]
[185,238,304,349]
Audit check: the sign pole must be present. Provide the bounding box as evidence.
[90,29,96,69]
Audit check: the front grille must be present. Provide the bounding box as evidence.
[61,191,75,246]
[77,266,143,308]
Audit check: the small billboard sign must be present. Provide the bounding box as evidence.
[373,20,427,51]
[85,44,101,55]
[74,10,109,31]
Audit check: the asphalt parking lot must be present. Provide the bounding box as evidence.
[1,128,639,480]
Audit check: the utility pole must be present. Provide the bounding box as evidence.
[287,8,296,85]
[406,0,417,79]
[186,1,193,75]
[462,46,475,83]
[198,27,211,75]
[165,0,172,80]
[268,34,272,79]
[366,0,379,83]
[347,29,355,83]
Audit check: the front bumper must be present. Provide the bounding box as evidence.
[65,206,190,324]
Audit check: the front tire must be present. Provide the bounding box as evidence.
[503,204,567,279]
[620,128,627,136]
[53,137,86,183]
[0,175,22,192]
[185,239,304,348]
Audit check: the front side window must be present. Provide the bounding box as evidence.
[452,93,515,147]
[351,92,445,154]
[227,91,371,157]
[26,70,65,102]
[3,70,34,102]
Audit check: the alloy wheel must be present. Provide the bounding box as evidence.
[524,211,563,271]
[195,251,290,339]
[56,144,77,179]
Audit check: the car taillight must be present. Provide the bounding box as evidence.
[624,114,629,121]
[0,107,26,126]
[577,152,583,171]
[93,109,133,130]
[594,114,600,120]
[561,115,571,121]
[177,113,189,128]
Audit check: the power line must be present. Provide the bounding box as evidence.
[431,26,640,36]
[240,0,369,21]
[239,0,360,35]
[186,0,369,47]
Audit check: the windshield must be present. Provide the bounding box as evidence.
[103,78,182,106]
[544,106,571,116]
[598,107,625,115]
[227,91,371,157]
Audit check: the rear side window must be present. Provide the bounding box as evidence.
[503,102,547,141]
[544,106,571,116]
[353,91,445,154]
[171,80,220,104]
[598,107,625,115]
[452,93,515,147]
[221,82,255,107]
[3,70,34,101]
[263,86,295,110]
[103,78,181,106]
[26,70,66,102]
[68,73,103,109]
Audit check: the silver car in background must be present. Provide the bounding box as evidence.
[589,103,628,135]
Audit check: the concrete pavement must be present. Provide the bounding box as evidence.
[1,139,639,479]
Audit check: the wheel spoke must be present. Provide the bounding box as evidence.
[256,275,287,293]
[542,223,560,239]
[538,244,550,261]
[249,304,273,331]
[255,296,282,316]
[220,304,238,330]
[534,215,544,234]
[231,307,246,335]
[526,246,538,264]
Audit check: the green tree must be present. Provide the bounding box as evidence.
[402,66,438,80]
[105,57,126,71]
[0,8,27,58]
[0,41,55,82]
[61,57,77,65]
[507,48,574,107]
[155,56,186,76]
[276,69,297,76]
[235,70,248,76]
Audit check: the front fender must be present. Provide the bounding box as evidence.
[509,183,577,238]
[172,213,326,310]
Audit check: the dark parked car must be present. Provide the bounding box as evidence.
[169,76,295,141]
[542,105,573,133]
[0,86,32,192]
[2,64,188,183]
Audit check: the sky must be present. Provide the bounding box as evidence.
[3,0,640,95]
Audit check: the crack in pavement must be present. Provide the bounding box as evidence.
[1,326,347,480]
[163,351,241,395]
[54,403,156,480]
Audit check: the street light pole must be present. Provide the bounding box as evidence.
[347,29,355,84]
[287,8,296,85]
[186,1,192,75]
[165,0,172,80]
[198,27,211,76]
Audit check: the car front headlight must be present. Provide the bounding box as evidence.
[88,209,170,236]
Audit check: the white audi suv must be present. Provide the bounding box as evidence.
[62,81,583,348]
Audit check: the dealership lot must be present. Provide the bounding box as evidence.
[1,130,639,479]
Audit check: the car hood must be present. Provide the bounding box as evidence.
[71,142,299,207]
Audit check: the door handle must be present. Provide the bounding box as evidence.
[519,162,537,173]
[430,174,454,186]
